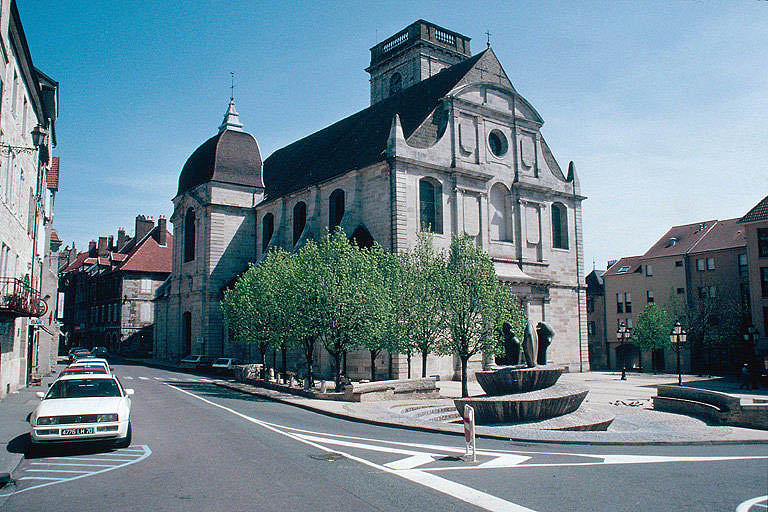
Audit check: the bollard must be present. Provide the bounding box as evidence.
[463,405,476,462]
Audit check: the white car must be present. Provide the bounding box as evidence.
[65,358,112,375]
[30,374,133,448]
[211,358,242,374]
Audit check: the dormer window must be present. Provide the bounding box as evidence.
[618,266,629,273]
[666,237,678,248]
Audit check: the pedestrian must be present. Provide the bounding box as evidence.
[739,363,749,389]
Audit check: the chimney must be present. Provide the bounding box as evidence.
[156,216,167,246]
[107,235,115,252]
[135,215,154,241]
[607,259,617,269]
[88,240,96,257]
[97,236,109,257]
[117,228,127,249]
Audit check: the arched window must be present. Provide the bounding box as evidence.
[183,311,192,356]
[183,208,195,262]
[262,213,274,252]
[419,178,443,234]
[329,189,345,230]
[389,72,402,96]
[350,225,374,249]
[293,202,307,245]
[552,202,569,249]
[489,183,511,242]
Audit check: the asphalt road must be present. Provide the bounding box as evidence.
[1,361,767,512]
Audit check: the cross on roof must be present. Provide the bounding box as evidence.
[230,72,235,101]
[485,29,491,48]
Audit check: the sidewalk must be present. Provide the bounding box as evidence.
[212,370,768,445]
[0,373,57,480]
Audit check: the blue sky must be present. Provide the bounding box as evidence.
[17,0,768,270]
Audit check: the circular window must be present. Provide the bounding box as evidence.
[488,130,508,157]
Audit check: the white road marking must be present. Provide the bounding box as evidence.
[154,377,163,380]
[0,445,152,497]
[34,457,132,462]
[166,382,535,512]
[737,496,768,512]
[138,376,149,380]
[124,376,133,380]
[29,462,114,467]
[478,455,531,468]
[384,454,435,470]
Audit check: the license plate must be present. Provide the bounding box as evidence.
[61,428,94,435]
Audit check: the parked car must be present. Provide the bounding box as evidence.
[60,366,109,377]
[65,358,112,376]
[211,358,242,375]
[70,350,92,363]
[30,374,133,448]
[179,355,215,371]
[91,347,109,358]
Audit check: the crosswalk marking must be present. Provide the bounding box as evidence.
[138,376,149,380]
[124,376,133,380]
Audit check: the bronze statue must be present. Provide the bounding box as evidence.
[536,321,555,365]
[501,321,521,365]
[522,321,538,368]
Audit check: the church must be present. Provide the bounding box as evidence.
[154,20,588,380]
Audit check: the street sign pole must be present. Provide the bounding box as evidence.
[463,405,476,462]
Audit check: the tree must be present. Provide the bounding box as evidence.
[633,303,673,371]
[438,235,512,397]
[297,228,371,389]
[400,233,447,378]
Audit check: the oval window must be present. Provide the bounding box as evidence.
[488,130,508,157]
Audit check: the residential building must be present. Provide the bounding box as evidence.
[739,195,768,355]
[155,20,588,381]
[0,0,59,398]
[58,216,172,355]
[598,219,748,374]
[586,269,607,369]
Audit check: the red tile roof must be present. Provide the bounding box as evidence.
[740,195,768,224]
[47,157,59,191]
[641,221,716,259]
[604,256,643,277]
[687,218,745,253]
[118,228,173,273]
[50,230,61,243]
[59,251,89,273]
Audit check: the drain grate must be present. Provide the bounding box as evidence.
[308,452,345,462]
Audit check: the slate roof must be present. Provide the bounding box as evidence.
[739,195,768,224]
[641,221,716,259]
[47,157,59,190]
[687,218,745,253]
[604,256,643,277]
[176,129,263,198]
[261,50,488,201]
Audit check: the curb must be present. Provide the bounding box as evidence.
[213,381,768,446]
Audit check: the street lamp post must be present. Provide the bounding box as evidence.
[616,321,631,380]
[670,320,688,386]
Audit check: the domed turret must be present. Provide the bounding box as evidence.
[176,99,263,197]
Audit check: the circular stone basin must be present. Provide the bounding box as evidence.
[475,365,564,395]
[454,382,588,425]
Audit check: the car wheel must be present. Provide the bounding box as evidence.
[115,422,132,448]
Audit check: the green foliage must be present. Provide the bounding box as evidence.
[221,229,526,392]
[438,235,518,396]
[632,303,674,351]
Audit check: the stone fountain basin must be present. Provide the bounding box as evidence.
[454,382,588,425]
[475,364,564,395]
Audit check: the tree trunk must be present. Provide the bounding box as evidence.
[281,344,287,378]
[421,349,428,378]
[342,350,347,376]
[460,355,469,398]
[272,348,277,376]
[334,352,342,390]
[370,350,377,381]
[260,344,267,380]
[407,351,412,379]
[304,338,314,388]
[388,352,393,380]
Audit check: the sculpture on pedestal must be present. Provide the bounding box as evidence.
[522,321,538,368]
[536,322,555,365]
[501,321,521,366]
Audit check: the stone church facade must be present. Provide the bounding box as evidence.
[155,20,588,379]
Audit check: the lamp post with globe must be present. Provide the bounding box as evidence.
[670,321,688,386]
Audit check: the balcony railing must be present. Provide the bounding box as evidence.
[0,277,45,318]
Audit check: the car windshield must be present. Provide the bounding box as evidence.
[182,356,199,362]
[214,359,229,364]
[46,378,122,399]
[64,368,107,375]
